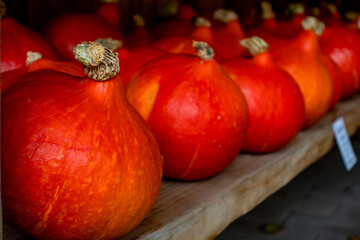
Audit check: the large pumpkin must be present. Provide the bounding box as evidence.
[127,41,248,180]
[221,36,305,153]
[2,42,163,240]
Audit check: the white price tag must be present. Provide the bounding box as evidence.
[332,117,357,171]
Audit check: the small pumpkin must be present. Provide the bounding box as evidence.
[2,42,163,240]
[127,41,248,180]
[221,36,305,153]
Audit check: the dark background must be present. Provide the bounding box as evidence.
[3,0,360,33]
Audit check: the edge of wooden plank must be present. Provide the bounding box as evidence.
[122,94,360,240]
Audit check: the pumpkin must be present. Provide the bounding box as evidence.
[319,24,360,98]
[127,14,153,48]
[270,17,333,128]
[95,0,121,29]
[127,41,248,180]
[2,42,163,240]
[45,10,124,61]
[246,2,304,40]
[320,53,344,109]
[151,17,215,56]
[1,2,57,73]
[150,4,197,40]
[212,9,246,59]
[220,36,305,153]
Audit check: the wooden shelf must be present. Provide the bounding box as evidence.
[4,94,360,240]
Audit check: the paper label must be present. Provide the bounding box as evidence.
[332,117,357,171]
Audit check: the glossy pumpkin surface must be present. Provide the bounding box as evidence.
[127,50,248,180]
[221,51,305,153]
[2,43,163,239]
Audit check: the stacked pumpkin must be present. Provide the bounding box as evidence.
[2,0,360,239]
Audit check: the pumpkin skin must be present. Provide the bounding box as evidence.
[127,46,248,180]
[270,30,333,128]
[95,0,121,28]
[320,53,344,109]
[319,26,360,98]
[117,46,165,87]
[1,58,84,94]
[1,17,57,73]
[2,43,163,240]
[212,10,246,60]
[45,13,124,61]
[221,45,305,153]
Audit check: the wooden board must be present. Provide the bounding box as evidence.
[4,94,360,240]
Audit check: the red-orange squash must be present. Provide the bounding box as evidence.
[270,17,333,128]
[127,42,248,180]
[1,7,57,73]
[45,12,124,61]
[2,42,162,240]
[221,36,305,153]
[320,25,360,98]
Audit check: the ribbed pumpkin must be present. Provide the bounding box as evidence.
[270,17,333,128]
[127,41,248,180]
[2,42,162,240]
[221,36,305,153]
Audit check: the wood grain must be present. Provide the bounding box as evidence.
[3,94,360,240]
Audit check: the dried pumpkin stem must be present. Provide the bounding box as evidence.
[213,9,238,23]
[286,3,305,16]
[132,14,146,27]
[26,52,42,66]
[95,38,122,52]
[321,2,337,14]
[240,36,269,56]
[260,1,275,19]
[100,0,119,3]
[193,17,211,27]
[301,16,325,36]
[192,41,214,60]
[0,0,6,20]
[73,41,120,81]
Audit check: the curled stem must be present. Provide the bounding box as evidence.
[73,41,120,81]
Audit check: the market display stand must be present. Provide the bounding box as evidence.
[4,94,360,240]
